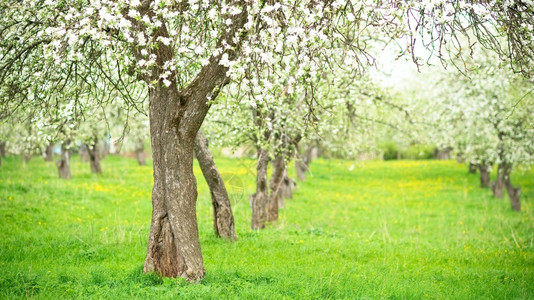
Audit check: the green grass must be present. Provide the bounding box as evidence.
[0,155,533,299]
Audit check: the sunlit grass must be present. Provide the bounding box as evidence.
[0,155,532,299]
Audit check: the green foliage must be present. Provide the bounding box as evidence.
[401,144,435,160]
[0,156,533,299]
[379,141,399,160]
[379,142,435,160]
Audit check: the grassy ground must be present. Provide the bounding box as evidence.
[0,155,533,299]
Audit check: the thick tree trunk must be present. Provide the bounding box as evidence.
[135,139,146,166]
[143,85,206,281]
[86,141,102,174]
[194,130,237,240]
[479,164,490,188]
[250,149,269,229]
[142,1,247,281]
[267,155,285,222]
[468,163,478,174]
[80,145,90,162]
[44,143,53,162]
[56,141,71,179]
[492,164,506,198]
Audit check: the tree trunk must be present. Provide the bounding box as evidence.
[434,147,452,160]
[23,154,31,162]
[250,149,269,229]
[279,169,296,208]
[0,141,5,157]
[468,163,477,174]
[296,159,307,181]
[100,139,110,160]
[143,84,206,281]
[86,141,102,174]
[505,179,521,211]
[267,155,285,222]
[80,145,89,162]
[296,144,314,181]
[194,130,237,240]
[135,139,146,166]
[56,141,71,179]
[44,143,53,162]
[492,163,506,198]
[479,164,490,188]
[142,2,247,281]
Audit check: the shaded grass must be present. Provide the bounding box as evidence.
[0,155,532,299]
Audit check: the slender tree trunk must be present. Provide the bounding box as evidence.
[135,139,146,166]
[479,164,490,188]
[250,149,269,229]
[296,159,307,181]
[23,154,31,162]
[296,144,314,181]
[194,130,237,240]
[468,163,478,174]
[434,147,452,160]
[80,145,89,162]
[492,164,506,198]
[267,155,285,222]
[100,139,110,160]
[0,141,5,157]
[505,179,521,211]
[56,141,71,179]
[44,143,53,162]
[279,169,295,208]
[86,140,102,174]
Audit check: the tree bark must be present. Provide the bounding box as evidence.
[250,149,269,230]
[0,141,5,157]
[194,130,237,240]
[479,164,490,188]
[468,163,478,174]
[142,1,247,281]
[279,169,296,208]
[505,179,521,212]
[80,145,89,162]
[99,137,110,160]
[267,155,285,222]
[135,139,146,166]
[492,163,506,198]
[56,141,71,179]
[296,144,314,181]
[44,143,53,162]
[434,147,452,160]
[86,140,102,174]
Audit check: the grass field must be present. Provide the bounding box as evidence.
[0,155,533,299]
